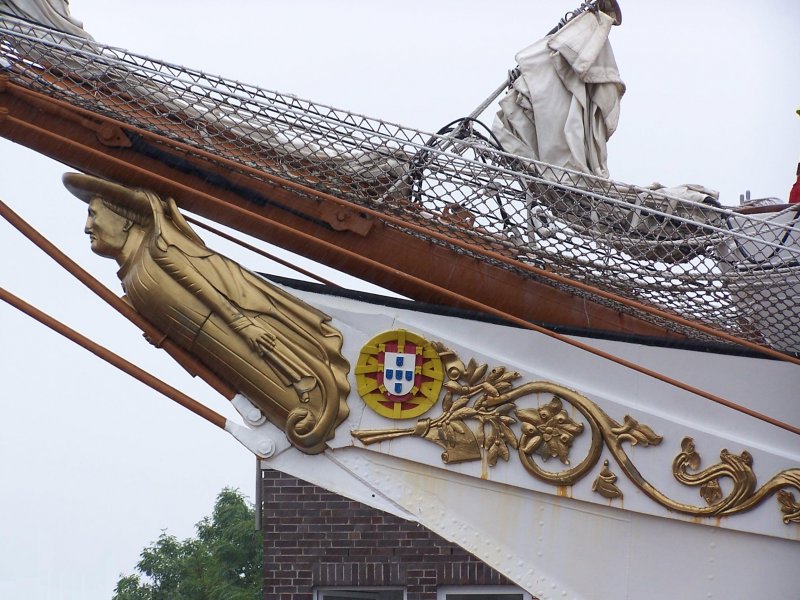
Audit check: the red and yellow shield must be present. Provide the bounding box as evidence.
[355,330,443,419]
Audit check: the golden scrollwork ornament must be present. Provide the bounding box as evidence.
[352,338,800,525]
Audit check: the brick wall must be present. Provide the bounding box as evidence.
[261,469,513,600]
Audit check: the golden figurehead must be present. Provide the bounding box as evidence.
[64,172,350,454]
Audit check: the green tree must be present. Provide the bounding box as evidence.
[112,488,263,600]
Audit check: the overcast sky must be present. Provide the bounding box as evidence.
[0,1,798,598]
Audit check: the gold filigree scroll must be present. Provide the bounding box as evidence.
[65,173,350,454]
[352,342,800,524]
[670,438,800,522]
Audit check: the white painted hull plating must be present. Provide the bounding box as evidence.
[251,285,799,600]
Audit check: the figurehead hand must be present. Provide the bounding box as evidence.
[238,322,277,356]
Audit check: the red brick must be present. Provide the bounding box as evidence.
[261,469,511,600]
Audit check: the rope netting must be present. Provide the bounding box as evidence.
[2,15,798,354]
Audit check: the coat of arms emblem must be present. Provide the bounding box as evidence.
[355,330,444,419]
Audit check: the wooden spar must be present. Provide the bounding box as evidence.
[0,78,679,340]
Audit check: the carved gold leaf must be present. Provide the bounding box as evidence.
[777,491,800,524]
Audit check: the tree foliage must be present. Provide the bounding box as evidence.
[112,488,263,600]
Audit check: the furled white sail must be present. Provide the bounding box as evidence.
[493,10,624,178]
[0,0,92,38]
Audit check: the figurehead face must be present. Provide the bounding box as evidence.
[84,196,133,258]
[63,172,153,259]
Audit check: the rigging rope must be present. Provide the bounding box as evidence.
[0,285,228,430]
[183,214,337,287]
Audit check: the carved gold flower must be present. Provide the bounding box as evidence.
[517,396,584,464]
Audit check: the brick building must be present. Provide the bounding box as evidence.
[260,468,529,600]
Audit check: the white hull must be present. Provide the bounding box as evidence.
[245,283,800,600]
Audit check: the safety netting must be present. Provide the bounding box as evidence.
[1,15,798,354]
